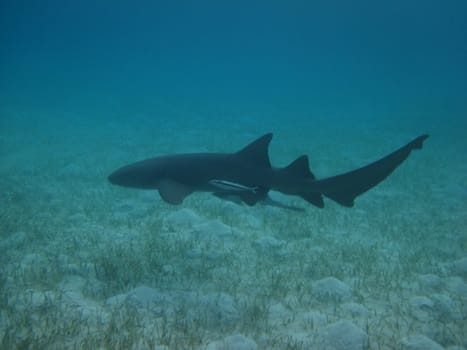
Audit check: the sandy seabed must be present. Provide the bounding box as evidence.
[1,111,466,349]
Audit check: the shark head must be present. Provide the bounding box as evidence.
[108,159,163,189]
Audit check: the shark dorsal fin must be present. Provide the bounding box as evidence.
[236,133,272,167]
[284,155,316,179]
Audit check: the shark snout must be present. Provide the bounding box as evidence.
[107,171,119,185]
[108,167,129,186]
[107,162,158,189]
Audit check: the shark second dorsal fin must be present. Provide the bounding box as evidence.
[236,133,272,167]
[284,155,316,179]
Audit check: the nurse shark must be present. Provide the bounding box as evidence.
[108,133,428,209]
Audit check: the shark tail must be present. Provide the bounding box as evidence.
[310,134,429,207]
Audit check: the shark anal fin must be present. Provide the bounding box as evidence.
[158,179,194,205]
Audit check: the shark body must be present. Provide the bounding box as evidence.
[108,133,428,208]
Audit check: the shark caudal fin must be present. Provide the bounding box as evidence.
[312,134,429,207]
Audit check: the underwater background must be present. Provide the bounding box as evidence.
[1,0,466,349]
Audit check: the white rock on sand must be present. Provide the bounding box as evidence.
[316,320,368,350]
[312,277,353,302]
[401,334,443,350]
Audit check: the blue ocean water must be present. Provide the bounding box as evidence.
[1,1,466,348]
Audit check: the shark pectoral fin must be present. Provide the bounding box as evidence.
[158,179,194,205]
